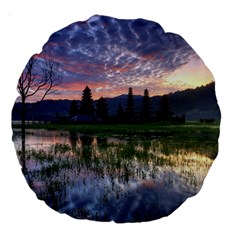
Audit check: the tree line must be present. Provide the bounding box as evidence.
[68,86,183,123]
[16,55,183,126]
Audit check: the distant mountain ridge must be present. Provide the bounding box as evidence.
[12,82,221,121]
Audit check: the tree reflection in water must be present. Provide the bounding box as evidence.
[13,130,214,222]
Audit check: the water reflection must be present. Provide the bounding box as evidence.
[13,129,214,222]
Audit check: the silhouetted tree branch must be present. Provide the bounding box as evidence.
[40,58,62,101]
[17,55,62,170]
[17,55,62,102]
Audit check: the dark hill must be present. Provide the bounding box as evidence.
[12,82,220,121]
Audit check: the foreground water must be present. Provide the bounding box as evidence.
[13,129,215,222]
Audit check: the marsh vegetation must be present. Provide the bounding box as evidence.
[13,126,218,222]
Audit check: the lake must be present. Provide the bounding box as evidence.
[12,129,214,222]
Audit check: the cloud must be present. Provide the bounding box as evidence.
[31,15,202,99]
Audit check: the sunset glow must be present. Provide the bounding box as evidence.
[20,15,214,102]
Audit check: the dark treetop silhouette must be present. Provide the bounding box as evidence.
[69,100,79,118]
[141,89,151,122]
[126,87,135,122]
[158,94,173,121]
[79,86,95,115]
[96,97,108,121]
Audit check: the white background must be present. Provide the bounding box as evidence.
[1,0,240,239]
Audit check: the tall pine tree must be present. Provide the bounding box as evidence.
[125,87,135,121]
[69,100,79,117]
[158,94,172,121]
[141,89,151,122]
[79,86,95,115]
[116,103,124,122]
[96,97,108,121]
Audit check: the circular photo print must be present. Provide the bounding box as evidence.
[12,15,220,223]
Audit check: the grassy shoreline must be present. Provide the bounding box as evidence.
[12,121,220,140]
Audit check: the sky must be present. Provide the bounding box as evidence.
[20,15,214,101]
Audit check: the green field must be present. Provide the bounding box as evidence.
[12,121,220,141]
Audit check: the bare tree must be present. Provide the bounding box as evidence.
[17,55,62,102]
[17,55,62,170]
